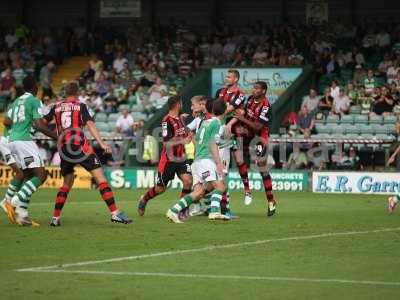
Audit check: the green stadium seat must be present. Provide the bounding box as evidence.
[345,125,360,135]
[373,124,387,135]
[349,105,361,114]
[95,113,108,122]
[119,104,130,112]
[108,113,120,122]
[384,115,397,124]
[96,122,109,132]
[354,114,368,124]
[332,125,346,134]
[326,114,339,124]
[369,115,383,125]
[385,124,396,135]
[340,115,354,124]
[315,124,331,134]
[360,124,374,135]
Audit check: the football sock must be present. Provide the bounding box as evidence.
[5,178,23,201]
[238,163,250,193]
[210,190,223,214]
[171,195,193,214]
[11,177,42,218]
[53,185,70,218]
[220,191,230,212]
[99,182,118,214]
[143,187,157,203]
[261,173,274,203]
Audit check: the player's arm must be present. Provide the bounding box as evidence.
[81,103,111,153]
[209,123,224,175]
[387,145,400,165]
[31,100,58,139]
[162,120,191,147]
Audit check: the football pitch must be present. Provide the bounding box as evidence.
[0,188,399,300]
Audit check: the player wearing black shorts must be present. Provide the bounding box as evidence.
[227,81,276,216]
[138,96,193,216]
[43,82,132,226]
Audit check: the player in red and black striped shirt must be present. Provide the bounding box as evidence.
[138,96,193,216]
[43,82,132,226]
[227,81,276,216]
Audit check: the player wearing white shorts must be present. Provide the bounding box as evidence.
[166,99,230,223]
[2,76,56,226]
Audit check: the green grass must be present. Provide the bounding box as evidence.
[0,188,399,300]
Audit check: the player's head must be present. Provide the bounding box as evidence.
[22,76,38,95]
[253,81,267,99]
[65,81,79,97]
[205,98,214,114]
[224,69,240,86]
[190,95,207,115]
[167,95,182,112]
[212,99,227,117]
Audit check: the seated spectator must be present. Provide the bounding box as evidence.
[329,80,340,99]
[94,64,108,82]
[113,51,128,74]
[116,109,134,136]
[358,87,374,114]
[331,147,360,170]
[148,77,167,106]
[86,91,104,112]
[346,82,359,105]
[252,46,268,66]
[301,88,320,113]
[387,61,400,85]
[378,53,393,77]
[178,52,193,76]
[13,60,26,88]
[298,106,315,134]
[285,148,309,170]
[40,61,55,98]
[89,53,103,73]
[332,88,350,115]
[353,64,366,87]
[318,87,334,114]
[95,73,112,97]
[370,86,395,116]
[326,53,340,76]
[364,69,377,95]
[0,68,16,100]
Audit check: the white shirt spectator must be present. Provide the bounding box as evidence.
[333,95,350,115]
[148,81,167,104]
[5,33,17,48]
[113,57,128,73]
[376,32,391,48]
[387,66,400,84]
[330,86,340,99]
[116,114,134,132]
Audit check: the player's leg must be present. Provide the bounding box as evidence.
[1,163,24,224]
[176,161,193,220]
[50,164,75,226]
[233,145,252,205]
[137,162,175,216]
[388,191,400,214]
[167,183,204,224]
[256,141,276,217]
[89,164,132,224]
[9,141,46,226]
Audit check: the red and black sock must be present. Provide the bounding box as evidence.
[180,188,191,198]
[238,163,250,193]
[220,191,229,212]
[53,185,70,218]
[143,187,158,203]
[262,173,274,203]
[99,182,118,213]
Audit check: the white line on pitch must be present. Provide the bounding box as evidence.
[24,269,400,287]
[16,227,400,272]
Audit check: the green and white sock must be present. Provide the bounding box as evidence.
[210,190,223,214]
[5,178,23,201]
[11,177,42,217]
[171,195,193,214]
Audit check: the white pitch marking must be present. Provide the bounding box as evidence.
[16,227,400,272]
[24,269,400,287]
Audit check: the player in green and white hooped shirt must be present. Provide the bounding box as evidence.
[3,76,56,226]
[166,99,230,223]
[387,145,400,214]
[0,108,26,219]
